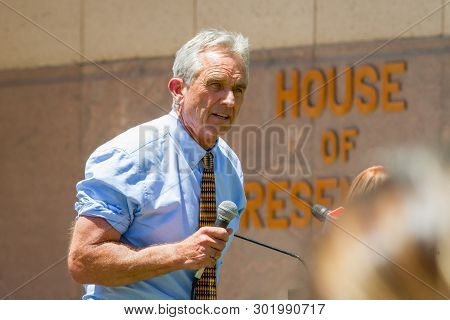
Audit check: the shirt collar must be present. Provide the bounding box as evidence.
[168,110,219,168]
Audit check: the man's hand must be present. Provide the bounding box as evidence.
[175,227,233,270]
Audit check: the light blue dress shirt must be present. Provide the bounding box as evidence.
[74,110,246,300]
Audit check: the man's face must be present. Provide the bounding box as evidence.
[178,48,248,149]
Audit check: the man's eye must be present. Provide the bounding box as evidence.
[209,82,223,90]
[233,87,244,94]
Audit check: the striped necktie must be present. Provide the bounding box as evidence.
[193,151,217,300]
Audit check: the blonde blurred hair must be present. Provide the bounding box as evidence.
[346,166,388,206]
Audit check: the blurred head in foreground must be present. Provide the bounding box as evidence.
[312,150,450,299]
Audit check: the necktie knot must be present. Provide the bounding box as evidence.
[202,152,214,170]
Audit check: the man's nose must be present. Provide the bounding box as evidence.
[222,89,235,107]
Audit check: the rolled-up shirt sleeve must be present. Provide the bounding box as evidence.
[75,147,138,234]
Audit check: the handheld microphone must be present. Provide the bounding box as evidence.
[194,201,238,279]
[213,200,239,228]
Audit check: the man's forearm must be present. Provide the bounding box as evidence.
[70,241,184,286]
[68,217,227,287]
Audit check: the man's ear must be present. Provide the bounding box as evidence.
[168,78,186,106]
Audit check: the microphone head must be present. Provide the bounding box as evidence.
[311,204,330,222]
[217,201,238,223]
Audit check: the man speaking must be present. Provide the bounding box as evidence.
[68,29,248,300]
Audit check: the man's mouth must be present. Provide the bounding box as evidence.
[211,113,230,120]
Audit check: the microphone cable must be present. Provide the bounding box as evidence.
[234,233,308,272]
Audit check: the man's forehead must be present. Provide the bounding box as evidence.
[198,49,247,79]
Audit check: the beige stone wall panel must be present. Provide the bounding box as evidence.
[84,0,195,61]
[316,0,443,44]
[0,0,81,70]
[197,0,314,49]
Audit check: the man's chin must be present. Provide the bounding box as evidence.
[196,127,230,146]
[209,123,233,136]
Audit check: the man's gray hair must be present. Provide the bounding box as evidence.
[172,29,250,85]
